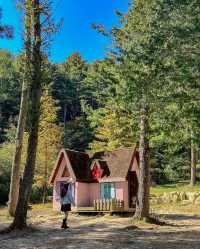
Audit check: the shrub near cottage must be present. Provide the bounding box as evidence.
[30,177,53,203]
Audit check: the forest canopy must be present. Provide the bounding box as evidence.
[0,0,200,206]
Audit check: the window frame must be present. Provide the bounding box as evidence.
[100,182,116,199]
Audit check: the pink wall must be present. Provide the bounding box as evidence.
[53,179,129,210]
[75,182,128,208]
[89,183,100,205]
[115,181,129,209]
[52,155,132,210]
[75,182,100,207]
[75,182,90,207]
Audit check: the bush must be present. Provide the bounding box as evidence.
[30,180,53,203]
[0,162,11,205]
[163,165,179,182]
[0,159,53,205]
[0,142,14,205]
[0,177,10,204]
[0,142,53,205]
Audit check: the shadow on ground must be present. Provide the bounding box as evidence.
[1,213,200,249]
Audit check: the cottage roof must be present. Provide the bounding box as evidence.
[49,147,139,183]
[91,148,137,180]
[65,149,91,181]
[49,149,91,183]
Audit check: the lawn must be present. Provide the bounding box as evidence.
[151,182,200,196]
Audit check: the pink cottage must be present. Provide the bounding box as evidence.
[49,147,139,212]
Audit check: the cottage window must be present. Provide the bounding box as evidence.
[100,183,115,199]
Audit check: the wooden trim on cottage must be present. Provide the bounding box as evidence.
[49,149,76,183]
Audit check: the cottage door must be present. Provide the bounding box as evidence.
[128,172,138,208]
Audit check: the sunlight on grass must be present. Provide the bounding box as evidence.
[151,182,200,196]
[0,206,13,223]
[151,201,200,216]
[33,203,52,210]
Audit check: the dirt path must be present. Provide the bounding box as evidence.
[1,212,200,249]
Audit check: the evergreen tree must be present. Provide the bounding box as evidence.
[89,100,137,152]
[109,0,178,218]
[51,52,93,151]
[36,88,62,203]
[0,50,20,143]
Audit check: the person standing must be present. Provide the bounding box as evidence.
[60,182,74,229]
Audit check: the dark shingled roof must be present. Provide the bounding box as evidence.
[65,149,91,181]
[90,148,136,179]
[50,147,137,183]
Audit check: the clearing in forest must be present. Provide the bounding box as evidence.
[1,204,200,249]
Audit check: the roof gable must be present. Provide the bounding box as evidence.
[49,149,76,183]
[65,149,91,181]
[91,160,110,179]
[49,149,91,183]
[62,166,70,177]
[49,147,138,183]
[91,148,136,180]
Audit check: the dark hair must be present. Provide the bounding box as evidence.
[61,183,69,198]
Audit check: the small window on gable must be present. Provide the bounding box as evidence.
[100,183,115,199]
[92,163,102,179]
[62,166,70,177]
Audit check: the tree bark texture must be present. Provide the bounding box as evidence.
[134,103,150,220]
[190,130,197,186]
[8,0,32,217]
[10,0,42,229]
[42,142,48,204]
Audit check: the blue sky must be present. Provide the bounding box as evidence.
[0,0,129,63]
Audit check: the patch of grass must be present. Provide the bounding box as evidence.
[31,203,52,210]
[151,182,200,196]
[0,206,13,223]
[0,204,58,226]
[151,201,200,216]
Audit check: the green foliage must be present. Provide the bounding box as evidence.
[0,141,14,204]
[51,52,87,123]
[0,50,21,143]
[151,182,200,196]
[88,0,200,183]
[64,116,93,151]
[36,88,63,177]
[30,179,53,203]
[88,101,137,152]
[1,0,200,206]
[51,52,93,151]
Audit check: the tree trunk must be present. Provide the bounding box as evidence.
[190,130,197,186]
[8,0,31,217]
[134,103,150,220]
[42,142,48,204]
[10,0,42,229]
[8,79,28,216]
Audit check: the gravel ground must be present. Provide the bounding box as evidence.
[1,209,200,249]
